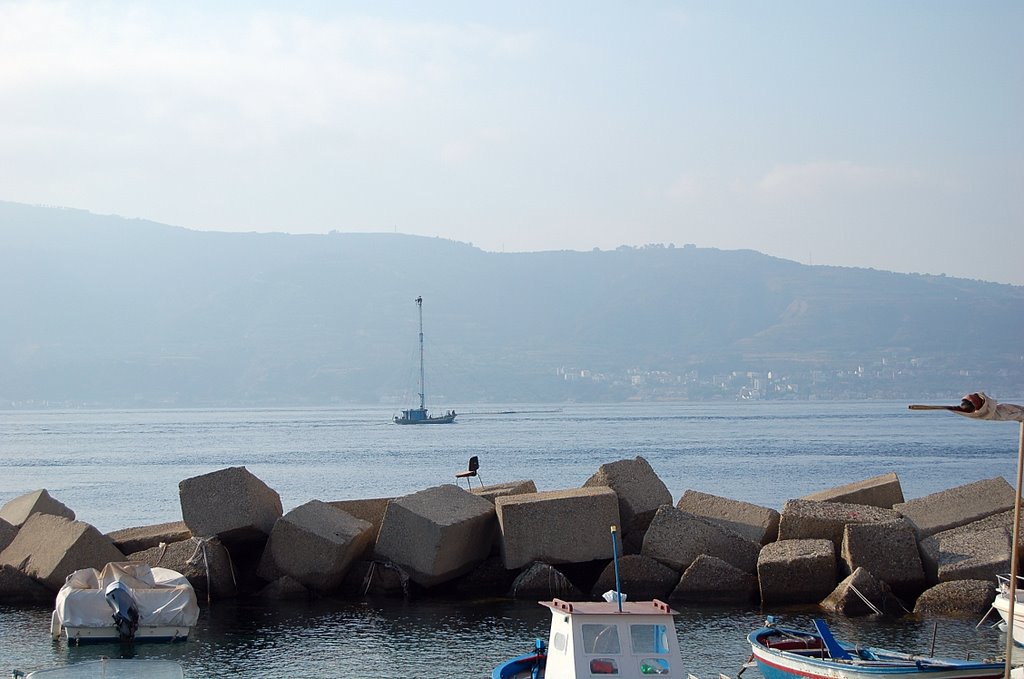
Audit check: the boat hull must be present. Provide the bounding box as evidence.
[749,627,1003,679]
[59,625,191,644]
[491,652,545,679]
[992,586,1024,646]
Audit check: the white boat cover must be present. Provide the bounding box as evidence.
[54,562,199,630]
[955,392,1024,423]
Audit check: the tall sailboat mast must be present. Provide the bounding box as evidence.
[416,296,425,411]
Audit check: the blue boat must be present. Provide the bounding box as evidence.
[393,296,456,425]
[748,618,1004,679]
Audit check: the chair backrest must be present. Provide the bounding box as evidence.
[468,455,479,472]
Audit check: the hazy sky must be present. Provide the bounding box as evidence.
[2,1,1022,284]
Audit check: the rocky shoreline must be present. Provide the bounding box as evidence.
[0,458,1015,620]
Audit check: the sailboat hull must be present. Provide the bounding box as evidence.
[393,408,456,425]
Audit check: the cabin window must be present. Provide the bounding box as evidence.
[553,632,567,652]
[630,624,670,654]
[640,657,671,675]
[589,658,620,675]
[582,624,621,654]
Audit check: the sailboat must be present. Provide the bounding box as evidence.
[393,296,456,425]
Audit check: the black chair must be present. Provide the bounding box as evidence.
[455,455,482,489]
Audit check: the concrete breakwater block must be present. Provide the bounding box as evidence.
[508,562,582,600]
[919,523,1011,585]
[820,567,892,616]
[676,490,780,545]
[260,500,373,591]
[179,466,283,545]
[918,510,1019,584]
[670,555,758,605]
[641,505,760,573]
[327,497,392,559]
[128,536,236,599]
[375,484,496,588]
[914,579,996,617]
[495,487,620,570]
[106,521,192,555]
[0,513,125,591]
[0,519,16,554]
[840,519,924,597]
[758,538,836,605]
[777,499,901,548]
[471,480,538,504]
[583,457,671,551]
[589,554,679,601]
[0,489,75,527]
[802,472,905,508]
[894,477,1016,539]
[0,563,54,604]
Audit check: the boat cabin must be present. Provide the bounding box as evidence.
[540,598,685,678]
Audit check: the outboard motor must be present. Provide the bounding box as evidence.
[104,580,139,642]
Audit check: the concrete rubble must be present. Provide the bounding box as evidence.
[0,465,1018,621]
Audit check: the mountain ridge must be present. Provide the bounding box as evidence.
[2,201,1021,406]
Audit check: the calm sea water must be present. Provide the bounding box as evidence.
[1,401,1022,677]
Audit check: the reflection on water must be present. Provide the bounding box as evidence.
[3,597,1014,678]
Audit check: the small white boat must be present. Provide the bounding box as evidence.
[492,597,688,678]
[51,562,199,644]
[13,659,185,679]
[992,574,1024,646]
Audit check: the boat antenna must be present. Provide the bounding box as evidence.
[416,296,425,411]
[611,525,623,612]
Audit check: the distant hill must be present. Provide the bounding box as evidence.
[2,201,1022,406]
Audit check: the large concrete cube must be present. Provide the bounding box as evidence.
[840,519,925,597]
[820,567,892,616]
[641,505,760,573]
[262,500,373,591]
[590,554,680,601]
[758,538,836,605]
[128,536,237,600]
[0,564,54,604]
[919,520,1012,585]
[0,519,16,554]
[471,480,538,504]
[894,477,1016,539]
[914,580,996,617]
[496,487,620,570]
[670,555,758,605]
[0,513,124,591]
[376,484,496,587]
[676,490,780,545]
[778,499,902,548]
[327,497,392,559]
[582,457,672,549]
[106,521,191,555]
[802,472,905,508]
[508,562,582,600]
[0,489,75,527]
[179,466,282,544]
